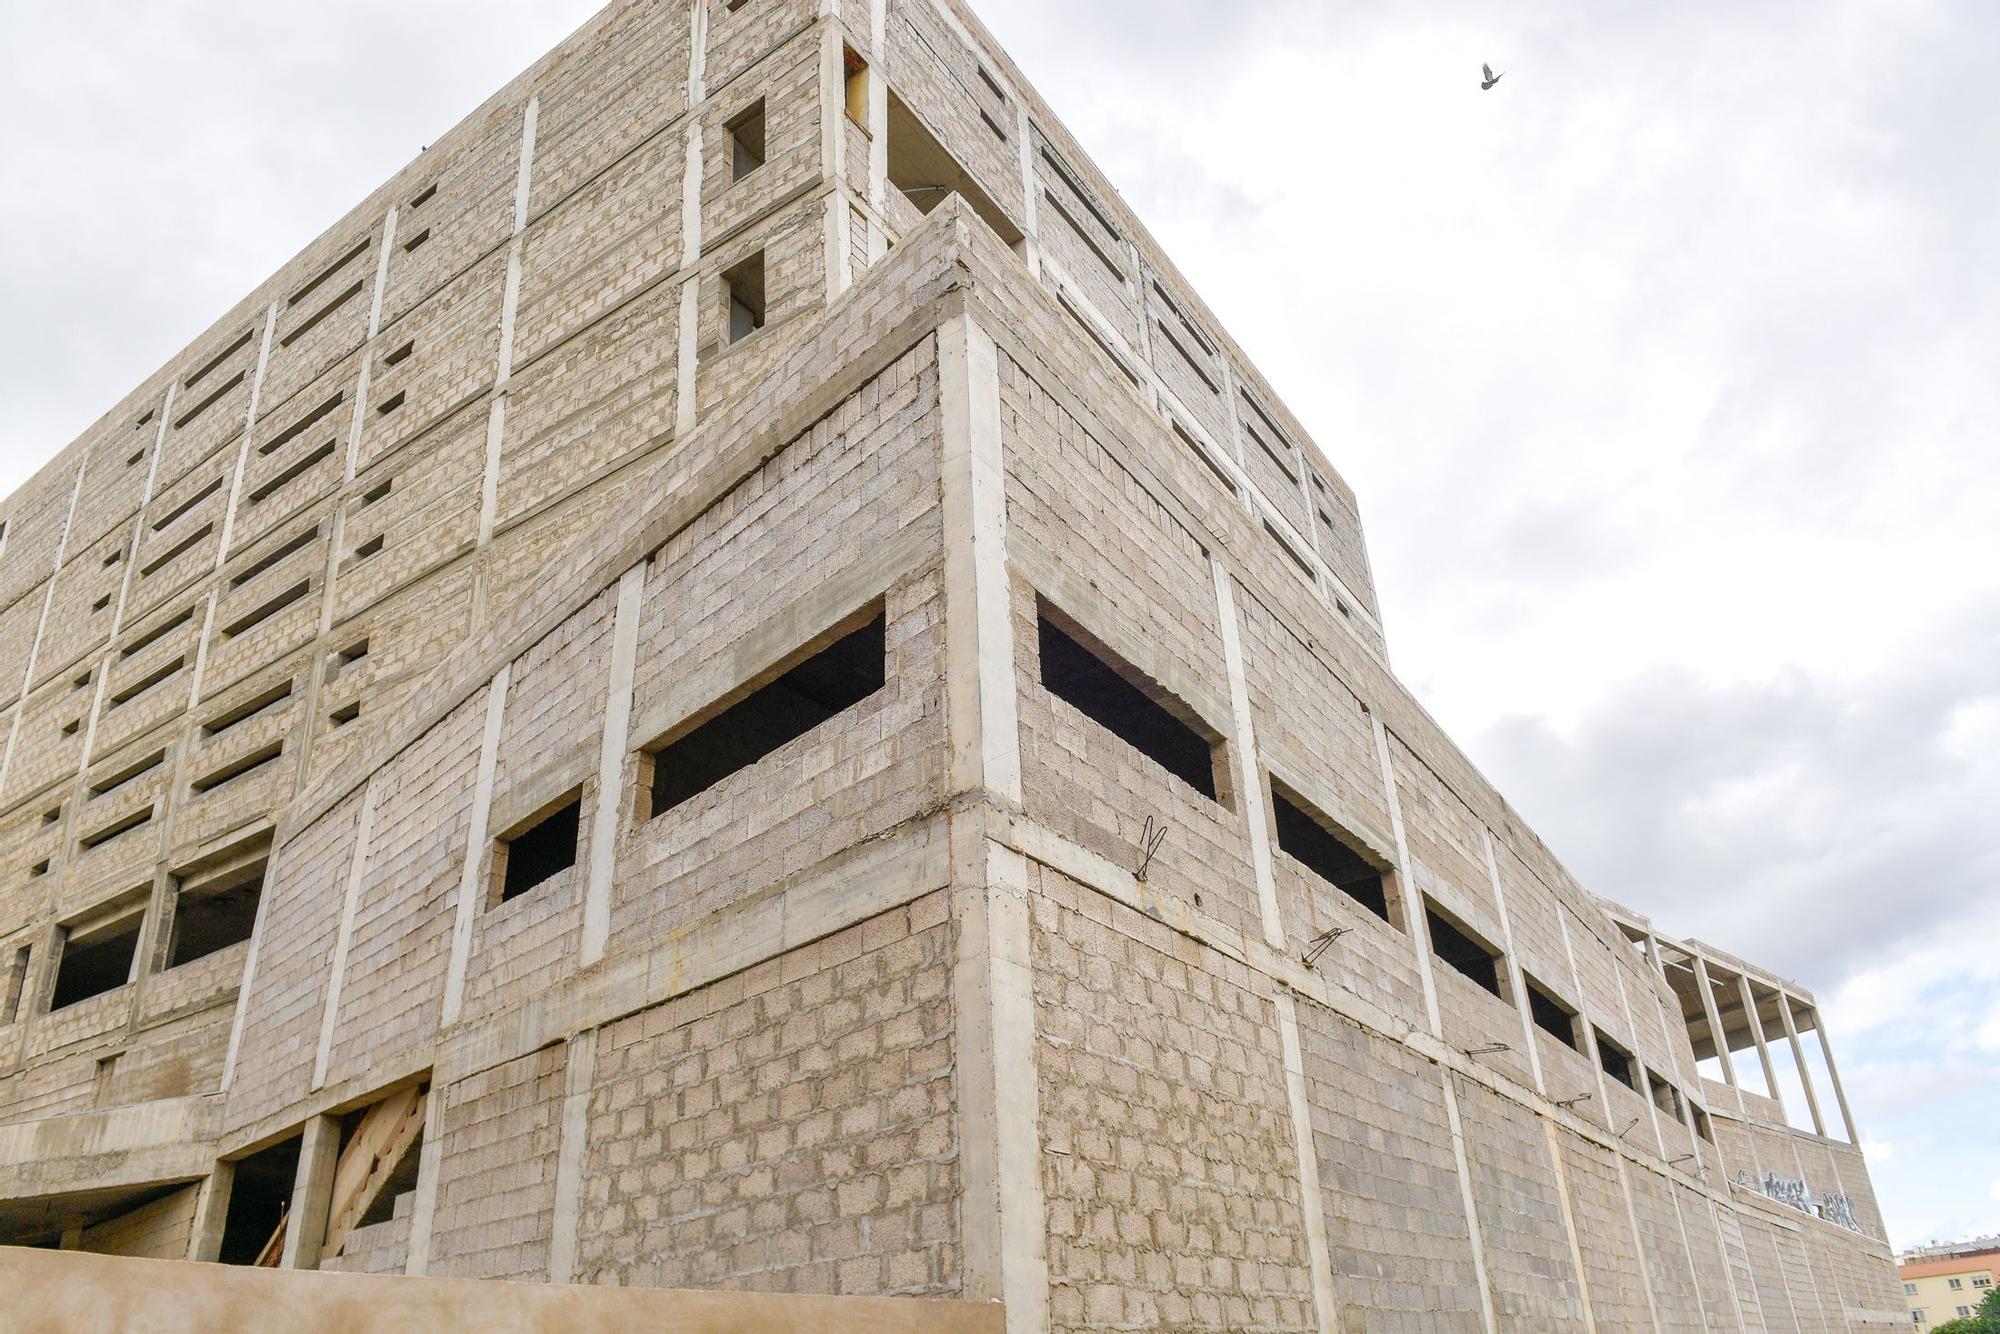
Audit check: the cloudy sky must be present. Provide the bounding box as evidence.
[3,1,1994,1247]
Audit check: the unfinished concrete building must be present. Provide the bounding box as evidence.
[0,0,1904,1327]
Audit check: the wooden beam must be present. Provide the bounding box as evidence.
[321,1087,426,1260]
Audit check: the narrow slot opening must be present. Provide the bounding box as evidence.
[375,391,406,417]
[1170,419,1236,492]
[88,749,165,798]
[287,235,370,308]
[279,278,366,349]
[78,806,154,850]
[229,525,320,588]
[192,741,285,795]
[721,252,766,344]
[494,793,582,904]
[382,340,415,368]
[646,610,886,818]
[204,681,294,737]
[218,580,311,640]
[1036,603,1218,801]
[182,328,255,390]
[140,522,215,578]
[335,638,370,671]
[726,99,767,181]
[247,440,336,504]
[359,479,393,508]
[50,912,144,1009]
[92,594,112,613]
[119,606,194,659]
[149,475,224,532]
[400,227,432,254]
[1425,901,1504,1000]
[171,370,246,430]
[258,392,344,457]
[349,535,385,565]
[1645,1069,1684,1122]
[102,547,122,567]
[109,656,184,708]
[1269,782,1391,923]
[328,700,361,729]
[407,182,437,211]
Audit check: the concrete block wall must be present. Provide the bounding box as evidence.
[0,2,1903,1330]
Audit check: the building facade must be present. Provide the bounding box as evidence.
[0,0,1905,1327]
[1901,1241,2000,1328]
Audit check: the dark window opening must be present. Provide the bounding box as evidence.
[1693,1105,1713,1142]
[336,638,370,671]
[496,794,582,904]
[218,1134,302,1266]
[352,1098,427,1229]
[167,860,266,968]
[50,914,143,1010]
[79,805,154,848]
[1645,1068,1684,1122]
[203,682,294,737]
[726,99,766,180]
[648,612,886,817]
[1525,975,1581,1051]
[1270,783,1389,922]
[1425,903,1503,1000]
[1596,1030,1636,1090]
[328,700,361,729]
[722,251,766,344]
[1037,606,1216,799]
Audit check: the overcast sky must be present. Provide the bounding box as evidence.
[2,0,1994,1249]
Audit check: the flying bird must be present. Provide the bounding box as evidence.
[1481,62,1504,90]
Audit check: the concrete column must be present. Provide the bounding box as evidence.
[1737,974,1785,1116]
[1808,1008,1861,1144]
[442,665,510,1027]
[1690,953,1744,1111]
[313,779,378,1088]
[581,566,643,965]
[1371,714,1441,1037]
[281,1114,341,1269]
[1775,992,1827,1138]
[1481,826,1545,1095]
[1211,560,1283,952]
[547,1031,597,1283]
[187,1162,234,1262]
[938,311,1045,1334]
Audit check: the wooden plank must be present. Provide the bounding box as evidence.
[320,1087,425,1259]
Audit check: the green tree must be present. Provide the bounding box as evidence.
[1930,1284,2000,1334]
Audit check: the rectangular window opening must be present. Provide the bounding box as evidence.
[360,478,393,507]
[287,236,371,309]
[171,370,246,430]
[92,594,113,613]
[279,278,366,349]
[885,90,1024,247]
[88,748,165,799]
[167,853,266,968]
[50,912,144,1009]
[1269,781,1390,923]
[1596,1030,1637,1090]
[182,328,255,391]
[844,47,869,127]
[495,792,582,904]
[374,391,406,417]
[328,700,361,729]
[407,182,438,211]
[647,609,886,818]
[349,535,385,566]
[1525,975,1581,1051]
[722,252,766,344]
[1693,1105,1713,1143]
[218,1134,303,1266]
[382,340,415,368]
[1036,602,1218,801]
[335,638,370,671]
[1425,901,1504,1000]
[401,227,432,254]
[726,99,766,180]
[1645,1068,1684,1122]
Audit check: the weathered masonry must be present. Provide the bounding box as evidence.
[0,1,1903,1328]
